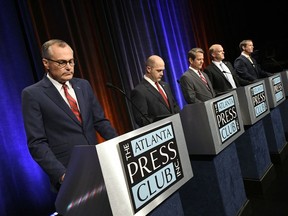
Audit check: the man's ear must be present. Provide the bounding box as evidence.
[146,66,151,73]
[42,58,49,70]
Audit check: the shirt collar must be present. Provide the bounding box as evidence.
[241,52,251,59]
[47,73,72,90]
[189,66,199,74]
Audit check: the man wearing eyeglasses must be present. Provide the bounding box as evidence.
[21,39,118,192]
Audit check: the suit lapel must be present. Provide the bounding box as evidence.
[212,63,231,86]
[42,76,82,126]
[70,79,87,124]
[159,81,172,110]
[189,69,213,93]
[212,63,226,79]
[143,80,170,111]
[189,69,202,83]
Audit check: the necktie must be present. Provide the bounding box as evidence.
[220,63,237,88]
[63,84,82,123]
[155,82,170,108]
[198,71,209,88]
[247,56,255,67]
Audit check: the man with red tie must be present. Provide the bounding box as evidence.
[21,39,117,192]
[131,55,180,127]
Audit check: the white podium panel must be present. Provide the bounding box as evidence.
[180,91,244,155]
[236,80,270,125]
[264,73,285,108]
[280,70,288,96]
[97,114,193,216]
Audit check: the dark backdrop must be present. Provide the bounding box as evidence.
[1,0,287,215]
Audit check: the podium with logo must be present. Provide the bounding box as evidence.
[263,73,287,163]
[179,91,251,216]
[55,114,193,216]
[235,80,275,195]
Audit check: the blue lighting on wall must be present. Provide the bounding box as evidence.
[0,1,56,215]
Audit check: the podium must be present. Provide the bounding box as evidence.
[179,91,251,216]
[263,73,287,163]
[280,71,288,139]
[280,70,288,97]
[55,114,193,216]
[235,80,275,195]
[180,91,244,155]
[236,80,270,125]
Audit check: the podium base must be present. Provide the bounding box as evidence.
[279,99,288,138]
[148,192,184,216]
[237,199,253,216]
[179,143,248,216]
[270,141,288,164]
[243,164,276,197]
[262,107,286,153]
[236,120,272,179]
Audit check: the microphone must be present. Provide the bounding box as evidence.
[269,57,284,71]
[176,79,214,101]
[106,82,125,95]
[106,82,151,124]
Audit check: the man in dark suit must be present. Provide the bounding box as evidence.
[21,39,117,191]
[204,44,251,95]
[179,48,215,103]
[130,55,180,127]
[234,39,273,81]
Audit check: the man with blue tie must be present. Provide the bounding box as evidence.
[21,39,118,192]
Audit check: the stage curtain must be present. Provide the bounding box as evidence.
[0,0,214,215]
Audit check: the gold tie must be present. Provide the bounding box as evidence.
[247,56,255,67]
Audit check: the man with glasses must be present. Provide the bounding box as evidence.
[21,39,118,192]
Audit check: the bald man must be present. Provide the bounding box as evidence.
[131,55,180,127]
[204,44,251,95]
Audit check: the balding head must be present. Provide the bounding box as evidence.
[145,55,165,82]
[209,44,222,56]
[145,55,165,68]
[208,44,225,61]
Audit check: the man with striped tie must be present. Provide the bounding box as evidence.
[179,48,215,104]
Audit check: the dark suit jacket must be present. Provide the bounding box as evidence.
[21,75,117,189]
[204,61,252,95]
[179,69,215,104]
[130,79,180,127]
[234,55,271,81]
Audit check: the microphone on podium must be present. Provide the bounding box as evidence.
[269,57,284,71]
[106,82,151,124]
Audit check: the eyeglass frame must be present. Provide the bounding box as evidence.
[44,58,76,68]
